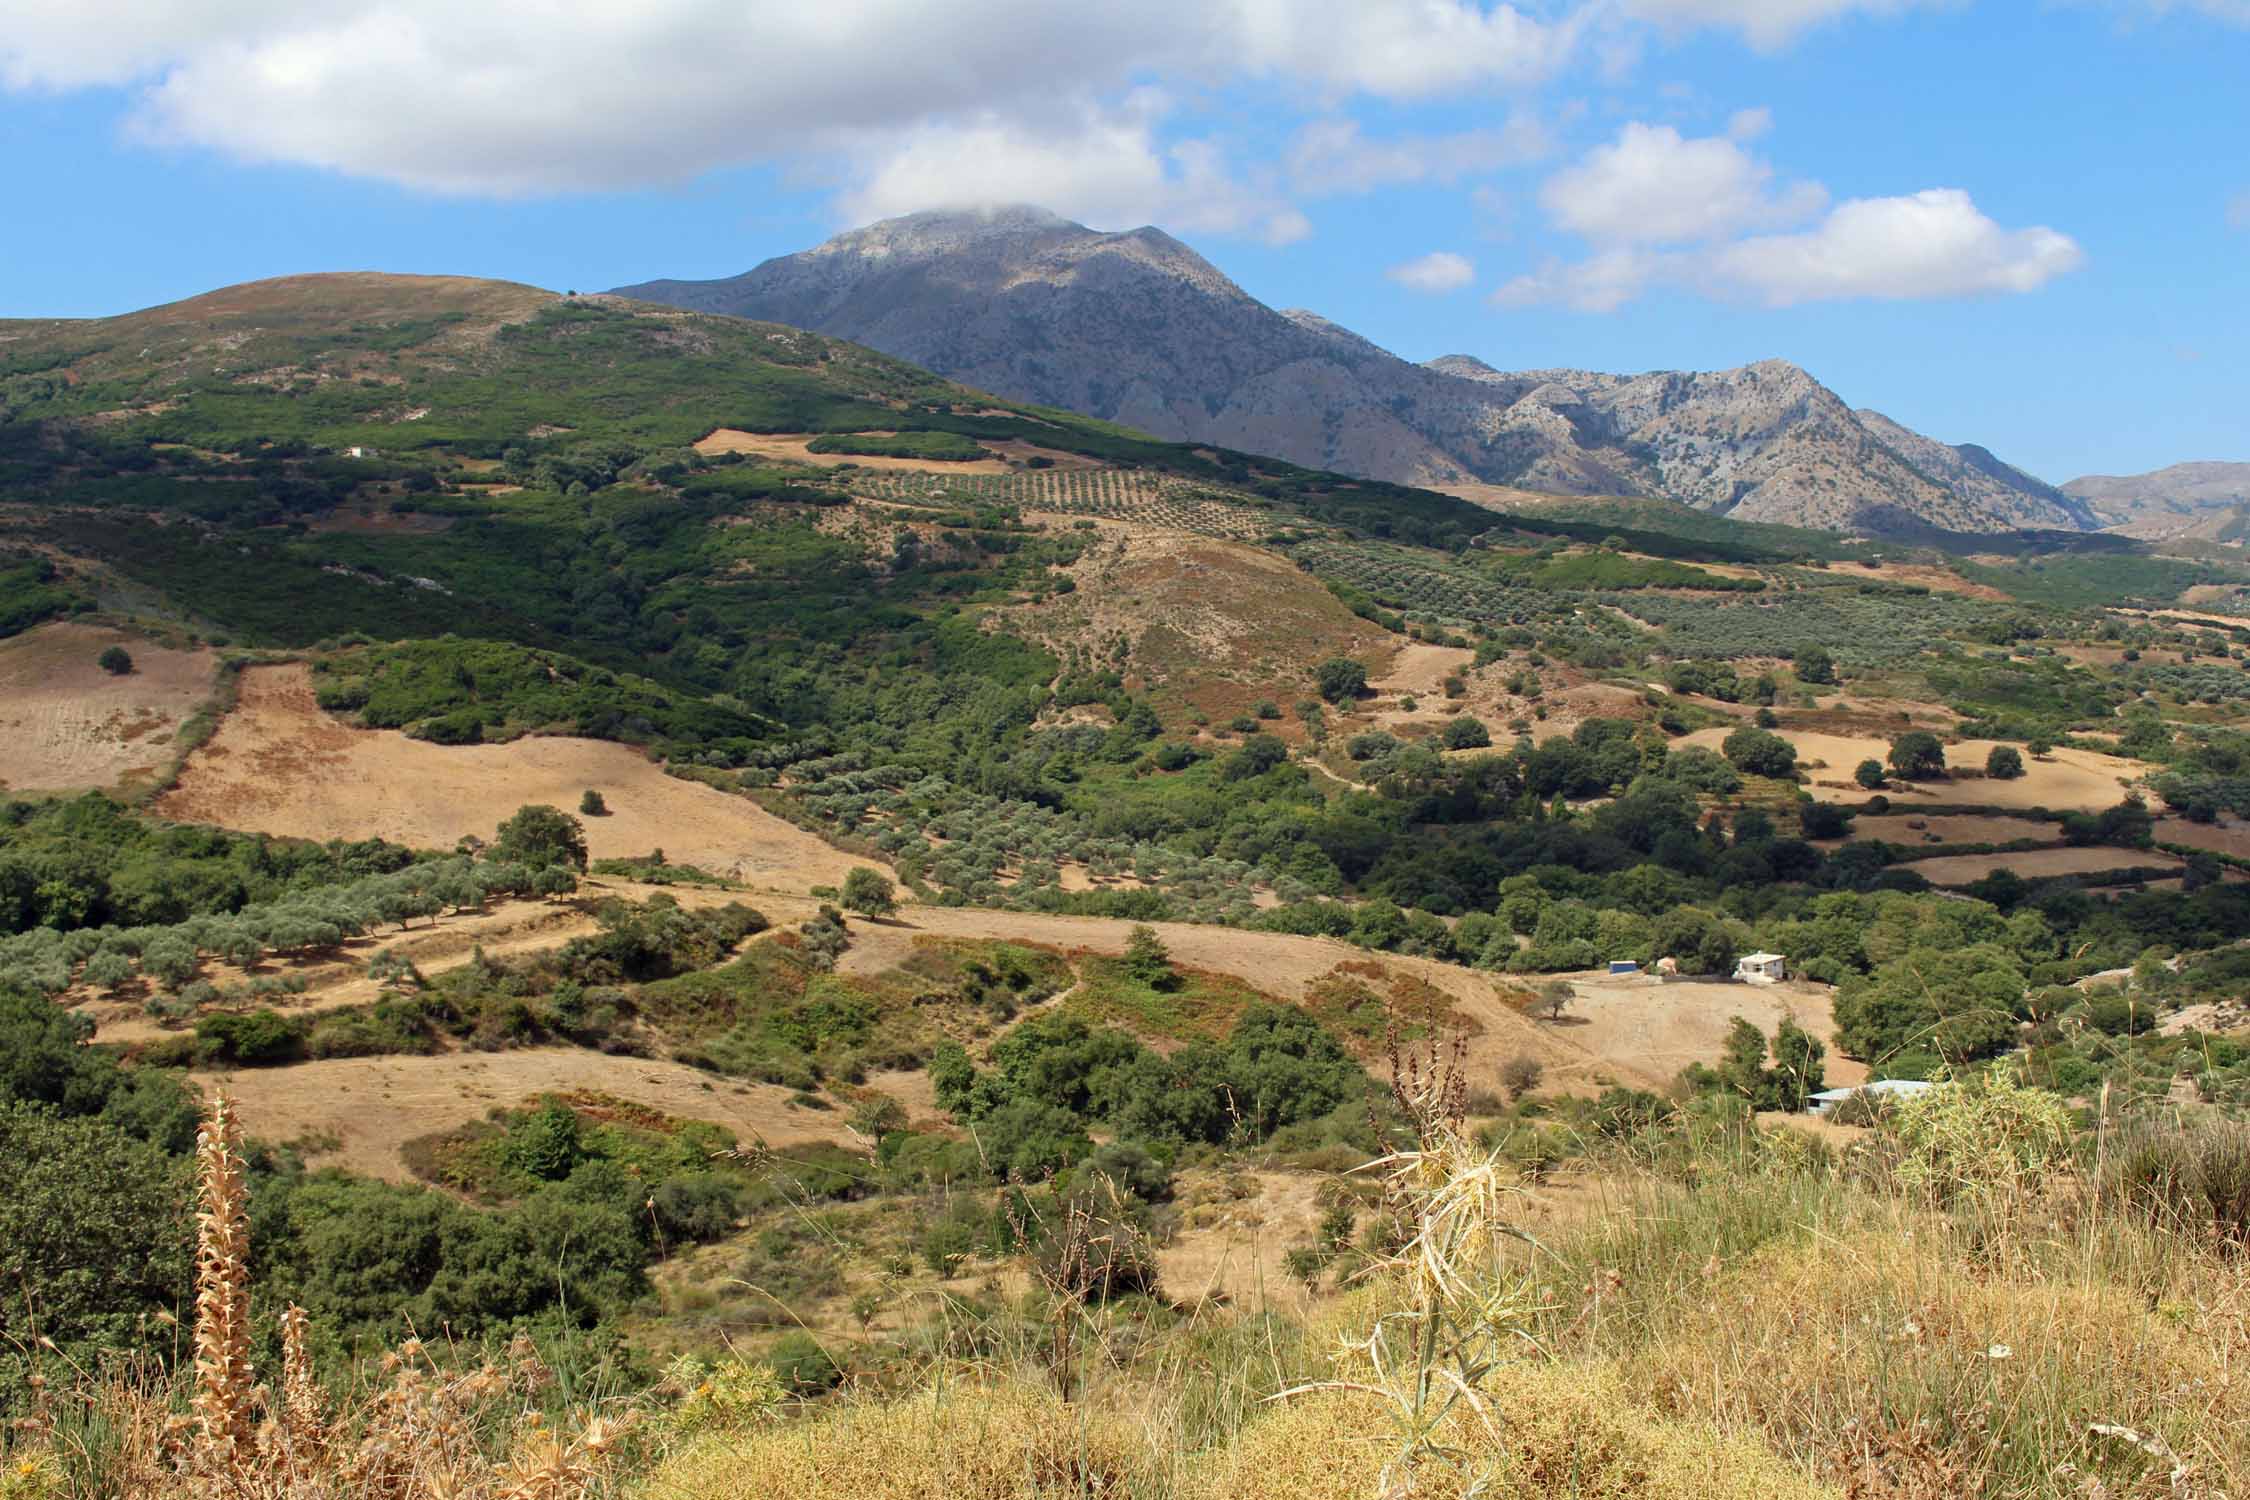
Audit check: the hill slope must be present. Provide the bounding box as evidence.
[618,206,2085,536]
[2065,461,2250,530]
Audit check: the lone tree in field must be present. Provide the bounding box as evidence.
[97,645,133,676]
[1722,725,1798,779]
[1121,924,1178,991]
[840,866,896,919]
[1314,657,1368,704]
[1855,758,1888,790]
[1888,730,1947,780]
[1537,980,1573,1022]
[1986,745,2026,780]
[493,804,588,872]
[1500,1054,1544,1101]
[578,788,608,816]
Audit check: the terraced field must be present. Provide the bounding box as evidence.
[851,467,1281,540]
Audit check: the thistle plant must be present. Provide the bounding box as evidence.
[1278,1030,1546,1498]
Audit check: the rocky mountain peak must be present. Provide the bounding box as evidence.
[616,207,2085,537]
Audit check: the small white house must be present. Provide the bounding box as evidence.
[344,445,375,459]
[1808,1079,1938,1116]
[1734,951,1788,984]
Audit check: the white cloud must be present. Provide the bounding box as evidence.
[0,0,1577,207]
[837,94,1309,245]
[1495,249,1664,311]
[1500,186,2082,309]
[1287,116,1549,197]
[2111,0,2250,22]
[1726,106,1773,141]
[1620,0,1932,50]
[1387,251,1477,292]
[1709,189,2086,304]
[1539,121,1825,244]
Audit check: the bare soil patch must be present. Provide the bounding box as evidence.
[1161,1169,1325,1312]
[1538,973,1863,1091]
[157,665,875,891]
[1681,726,2147,812]
[0,622,220,793]
[2155,816,2250,859]
[1822,813,2061,849]
[1372,643,1475,698]
[1837,560,2010,601]
[1005,529,1394,734]
[1899,847,2185,885]
[690,428,1013,474]
[198,1050,853,1183]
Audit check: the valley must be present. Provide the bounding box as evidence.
[7,266,2250,1500]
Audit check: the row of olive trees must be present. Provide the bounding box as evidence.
[0,809,588,999]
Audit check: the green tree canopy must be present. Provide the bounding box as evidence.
[1888,731,1947,780]
[1314,658,1369,704]
[493,804,589,871]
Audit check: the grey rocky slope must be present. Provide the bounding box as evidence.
[618,206,2085,536]
[2062,462,2250,527]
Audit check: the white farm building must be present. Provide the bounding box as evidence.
[1734,951,1787,984]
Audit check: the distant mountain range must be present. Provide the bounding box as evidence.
[616,206,2099,537]
[2063,462,2250,537]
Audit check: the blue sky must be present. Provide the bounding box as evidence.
[3,1,2243,483]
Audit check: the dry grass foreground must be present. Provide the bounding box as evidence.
[0,621,221,794]
[155,665,873,890]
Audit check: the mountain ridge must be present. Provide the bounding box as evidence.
[615,205,2090,537]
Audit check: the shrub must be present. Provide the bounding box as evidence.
[97,645,134,675]
[1499,1054,1543,1101]
[579,788,608,816]
[652,1171,748,1243]
[1887,1064,2074,1206]
[193,1008,305,1065]
[1442,716,1492,750]
[1986,745,2026,779]
[503,1097,586,1181]
[840,867,896,919]
[2100,1115,2250,1250]
[765,1330,843,1392]
[1314,657,1368,704]
[1854,758,1887,790]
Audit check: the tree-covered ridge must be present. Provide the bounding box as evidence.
[310,638,776,749]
